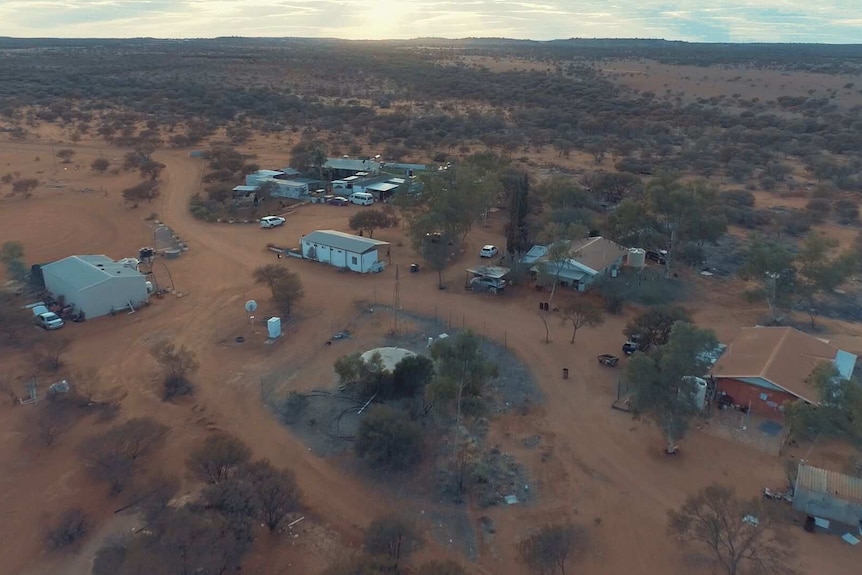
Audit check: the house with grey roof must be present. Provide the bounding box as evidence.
[40,255,149,319]
[300,230,389,273]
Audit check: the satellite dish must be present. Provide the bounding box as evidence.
[244,300,258,313]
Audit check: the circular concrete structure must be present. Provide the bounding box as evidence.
[360,347,417,372]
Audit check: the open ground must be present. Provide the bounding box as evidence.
[1,126,860,575]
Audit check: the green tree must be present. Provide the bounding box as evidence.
[0,240,28,284]
[561,299,604,343]
[430,331,498,492]
[668,484,796,575]
[796,232,857,326]
[354,405,423,471]
[626,322,718,453]
[786,363,862,445]
[624,305,693,350]
[253,264,304,316]
[739,235,796,324]
[291,140,328,179]
[348,208,397,238]
[391,355,435,399]
[503,169,532,257]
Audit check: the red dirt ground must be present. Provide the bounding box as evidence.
[1,133,860,575]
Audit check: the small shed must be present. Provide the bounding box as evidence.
[793,463,862,528]
[41,255,149,319]
[300,230,389,273]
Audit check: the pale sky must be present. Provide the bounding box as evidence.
[0,0,861,43]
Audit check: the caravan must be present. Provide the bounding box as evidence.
[349,192,374,206]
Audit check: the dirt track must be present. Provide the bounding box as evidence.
[1,139,859,575]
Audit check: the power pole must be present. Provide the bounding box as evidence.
[393,264,401,334]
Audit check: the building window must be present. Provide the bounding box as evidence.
[352,256,358,265]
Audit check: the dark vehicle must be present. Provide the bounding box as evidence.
[597,354,620,367]
[645,249,668,265]
[622,334,646,355]
[326,196,349,206]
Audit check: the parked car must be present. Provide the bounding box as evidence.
[36,311,64,330]
[260,215,286,228]
[645,249,668,265]
[469,276,506,293]
[327,196,349,206]
[480,245,499,258]
[622,334,647,355]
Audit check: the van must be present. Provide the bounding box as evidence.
[349,192,374,206]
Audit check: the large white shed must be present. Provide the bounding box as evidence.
[300,230,389,273]
[41,255,149,319]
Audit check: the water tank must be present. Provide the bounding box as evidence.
[139,247,154,262]
[164,248,181,260]
[267,317,282,339]
[683,376,708,411]
[627,248,646,268]
[145,281,154,294]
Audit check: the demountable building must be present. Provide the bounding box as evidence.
[41,255,149,318]
[300,230,389,273]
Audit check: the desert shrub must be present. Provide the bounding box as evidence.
[364,515,420,566]
[676,243,705,267]
[187,433,252,484]
[834,199,860,224]
[390,355,434,399]
[45,508,87,549]
[518,522,587,575]
[759,175,777,191]
[719,189,755,208]
[242,459,302,531]
[805,198,831,222]
[80,417,169,494]
[279,391,309,424]
[150,340,199,400]
[779,210,813,236]
[355,405,423,471]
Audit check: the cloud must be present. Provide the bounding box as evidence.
[0,0,860,42]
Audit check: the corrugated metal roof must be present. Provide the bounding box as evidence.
[302,230,389,254]
[324,158,381,172]
[796,464,862,504]
[43,255,142,292]
[366,182,399,192]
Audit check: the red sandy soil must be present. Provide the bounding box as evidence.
[0,133,860,575]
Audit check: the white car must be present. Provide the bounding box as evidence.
[36,312,64,330]
[260,216,286,228]
[480,245,499,258]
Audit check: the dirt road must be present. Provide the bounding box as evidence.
[1,139,857,575]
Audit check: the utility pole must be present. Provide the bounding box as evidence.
[393,264,401,334]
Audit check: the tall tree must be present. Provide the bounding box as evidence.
[624,305,693,350]
[253,264,304,316]
[536,222,588,309]
[668,483,796,575]
[348,208,397,238]
[502,169,532,257]
[796,232,857,326]
[739,235,796,324]
[430,331,497,493]
[785,363,862,444]
[627,322,718,453]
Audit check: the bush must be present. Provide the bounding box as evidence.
[187,433,252,484]
[355,406,423,471]
[391,355,434,399]
[834,199,860,224]
[45,508,87,549]
[151,341,199,400]
[719,189,755,208]
[365,515,420,566]
[805,198,831,222]
[280,391,309,424]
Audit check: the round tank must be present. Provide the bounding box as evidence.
[627,248,646,268]
[139,247,154,261]
[683,376,709,411]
